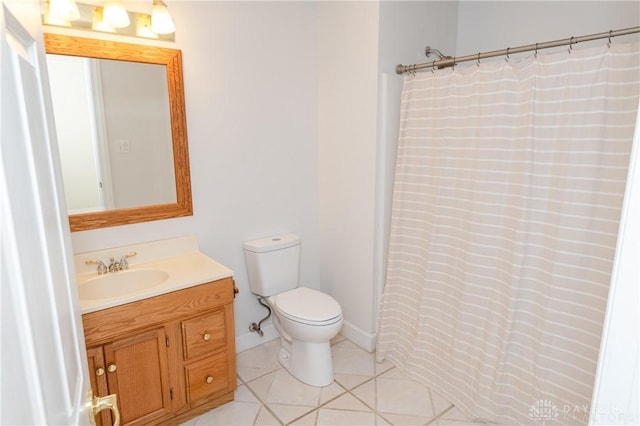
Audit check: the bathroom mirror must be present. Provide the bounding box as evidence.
[44,33,192,231]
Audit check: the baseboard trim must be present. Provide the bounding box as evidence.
[340,320,377,353]
[235,324,279,353]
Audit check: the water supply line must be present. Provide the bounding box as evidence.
[249,296,271,337]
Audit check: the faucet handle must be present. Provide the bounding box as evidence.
[86,259,108,275]
[119,252,137,270]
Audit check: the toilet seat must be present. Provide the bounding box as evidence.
[273,287,342,326]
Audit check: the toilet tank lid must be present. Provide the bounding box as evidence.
[243,233,300,253]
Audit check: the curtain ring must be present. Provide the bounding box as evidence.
[568,36,574,53]
[505,47,510,62]
[431,60,436,72]
[534,42,539,58]
[608,30,613,48]
[476,52,481,67]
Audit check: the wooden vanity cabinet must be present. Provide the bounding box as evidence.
[82,278,237,426]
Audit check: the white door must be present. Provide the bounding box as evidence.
[1,0,91,424]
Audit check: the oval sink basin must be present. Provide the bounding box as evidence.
[79,269,169,300]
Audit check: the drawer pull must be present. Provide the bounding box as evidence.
[206,376,214,384]
[203,333,211,341]
[107,364,117,373]
[96,367,105,376]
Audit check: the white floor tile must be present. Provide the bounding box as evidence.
[438,406,487,424]
[376,414,392,425]
[235,384,260,403]
[324,393,371,412]
[264,369,323,406]
[318,381,347,405]
[268,403,316,424]
[334,373,373,390]
[316,408,376,426]
[376,376,434,418]
[254,405,282,426]
[351,379,376,409]
[332,340,376,377]
[374,358,395,376]
[190,336,462,426]
[192,401,261,425]
[289,410,318,426]
[381,412,432,425]
[246,370,279,401]
[237,339,282,382]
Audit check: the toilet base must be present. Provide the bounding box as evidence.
[278,339,334,387]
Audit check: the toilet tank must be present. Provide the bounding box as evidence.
[243,234,301,297]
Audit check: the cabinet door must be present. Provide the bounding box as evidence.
[103,328,172,426]
[86,347,111,426]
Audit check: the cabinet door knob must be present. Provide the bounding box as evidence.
[96,367,105,376]
[203,333,211,341]
[206,376,214,384]
[107,364,117,373]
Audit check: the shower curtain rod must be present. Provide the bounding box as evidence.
[396,26,640,75]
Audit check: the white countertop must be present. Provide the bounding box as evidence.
[75,235,233,314]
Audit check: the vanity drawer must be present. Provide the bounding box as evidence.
[182,309,226,361]
[185,351,229,402]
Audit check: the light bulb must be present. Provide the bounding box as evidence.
[47,0,79,22]
[92,7,116,33]
[103,0,130,28]
[151,0,175,35]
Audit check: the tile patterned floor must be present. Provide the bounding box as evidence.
[180,335,485,426]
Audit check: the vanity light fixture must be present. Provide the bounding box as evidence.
[151,0,175,35]
[45,0,79,24]
[42,1,176,41]
[103,0,130,28]
[136,14,158,39]
[91,7,116,33]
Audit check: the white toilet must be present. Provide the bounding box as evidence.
[243,233,343,387]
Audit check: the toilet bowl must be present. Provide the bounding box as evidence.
[269,287,343,386]
[243,234,343,387]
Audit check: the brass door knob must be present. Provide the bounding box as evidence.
[107,364,117,373]
[96,367,105,376]
[206,376,214,384]
[89,390,121,426]
[203,333,211,341]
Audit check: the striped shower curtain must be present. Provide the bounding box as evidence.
[376,42,639,425]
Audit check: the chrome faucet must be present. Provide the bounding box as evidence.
[108,257,120,273]
[86,259,108,275]
[86,252,137,275]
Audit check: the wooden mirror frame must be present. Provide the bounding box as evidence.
[44,33,192,231]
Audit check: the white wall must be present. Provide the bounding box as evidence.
[317,1,381,350]
[316,1,459,351]
[70,1,320,352]
[456,1,640,57]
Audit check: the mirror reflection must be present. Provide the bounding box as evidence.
[44,33,192,231]
[47,55,176,213]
